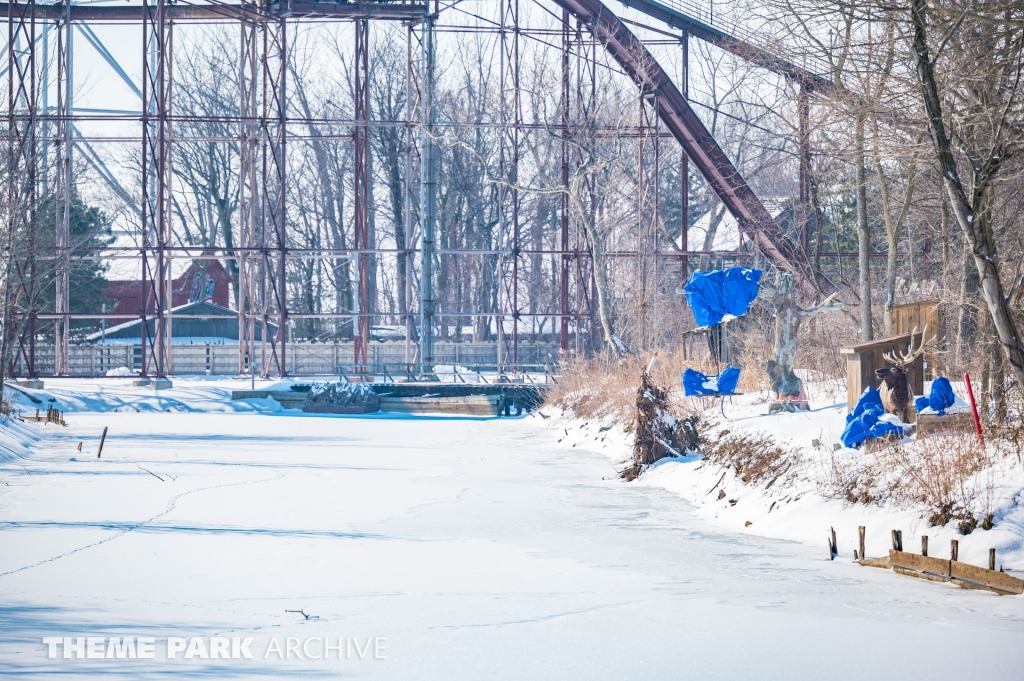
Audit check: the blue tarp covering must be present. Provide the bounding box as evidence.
[683,267,763,328]
[683,366,741,396]
[914,376,956,416]
[840,387,904,449]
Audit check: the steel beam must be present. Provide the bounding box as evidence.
[418,12,436,374]
[559,9,570,353]
[53,2,71,374]
[553,0,831,293]
[353,18,371,366]
[0,2,428,22]
[265,15,289,376]
[2,0,38,383]
[616,0,834,93]
[140,0,172,377]
[238,13,259,376]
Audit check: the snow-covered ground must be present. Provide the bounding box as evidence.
[1,378,1023,679]
[551,390,1024,572]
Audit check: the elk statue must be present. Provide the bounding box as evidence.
[875,328,938,423]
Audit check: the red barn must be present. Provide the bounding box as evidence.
[105,259,233,324]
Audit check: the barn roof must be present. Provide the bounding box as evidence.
[85,301,277,343]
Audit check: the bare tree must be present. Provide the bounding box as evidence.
[908,0,1024,392]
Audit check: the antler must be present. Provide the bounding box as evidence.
[881,326,943,366]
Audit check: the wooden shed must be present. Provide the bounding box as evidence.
[840,333,925,411]
[892,300,942,380]
[892,300,940,336]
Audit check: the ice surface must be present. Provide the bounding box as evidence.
[0,378,1022,678]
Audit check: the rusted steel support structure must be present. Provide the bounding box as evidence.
[0,2,428,22]
[264,14,288,377]
[141,0,172,378]
[553,0,832,294]
[0,0,834,378]
[353,18,371,367]
[559,10,571,352]
[617,0,833,92]
[497,0,523,371]
[238,11,259,376]
[418,11,437,374]
[2,0,37,384]
[53,1,70,374]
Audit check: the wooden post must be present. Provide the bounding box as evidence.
[951,539,959,562]
[921,535,928,557]
[891,529,902,552]
[989,548,996,571]
[859,526,866,560]
[97,426,108,459]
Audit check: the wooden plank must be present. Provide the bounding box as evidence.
[856,555,891,569]
[916,412,973,436]
[302,403,376,415]
[894,566,950,584]
[379,396,500,416]
[950,560,1024,595]
[889,550,950,579]
[952,580,1017,596]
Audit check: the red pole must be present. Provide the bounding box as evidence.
[963,373,985,447]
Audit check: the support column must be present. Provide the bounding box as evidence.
[353,19,371,368]
[55,3,71,375]
[418,12,436,375]
[264,15,288,377]
[403,24,416,367]
[497,0,521,371]
[141,0,170,378]
[559,10,570,353]
[2,0,37,383]
[238,15,259,375]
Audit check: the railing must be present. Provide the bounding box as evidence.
[12,342,562,378]
[634,0,832,80]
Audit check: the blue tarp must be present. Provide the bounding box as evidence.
[914,376,956,415]
[683,267,763,328]
[840,387,904,449]
[683,366,741,396]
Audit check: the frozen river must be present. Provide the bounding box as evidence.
[2,403,1023,678]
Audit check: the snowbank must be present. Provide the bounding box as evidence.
[0,412,42,464]
[538,388,1024,572]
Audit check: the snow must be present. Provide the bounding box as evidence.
[1,379,1023,678]
[918,394,971,415]
[550,388,1024,571]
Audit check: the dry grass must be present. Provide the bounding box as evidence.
[545,350,705,422]
[881,435,991,531]
[824,433,993,533]
[700,429,801,488]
